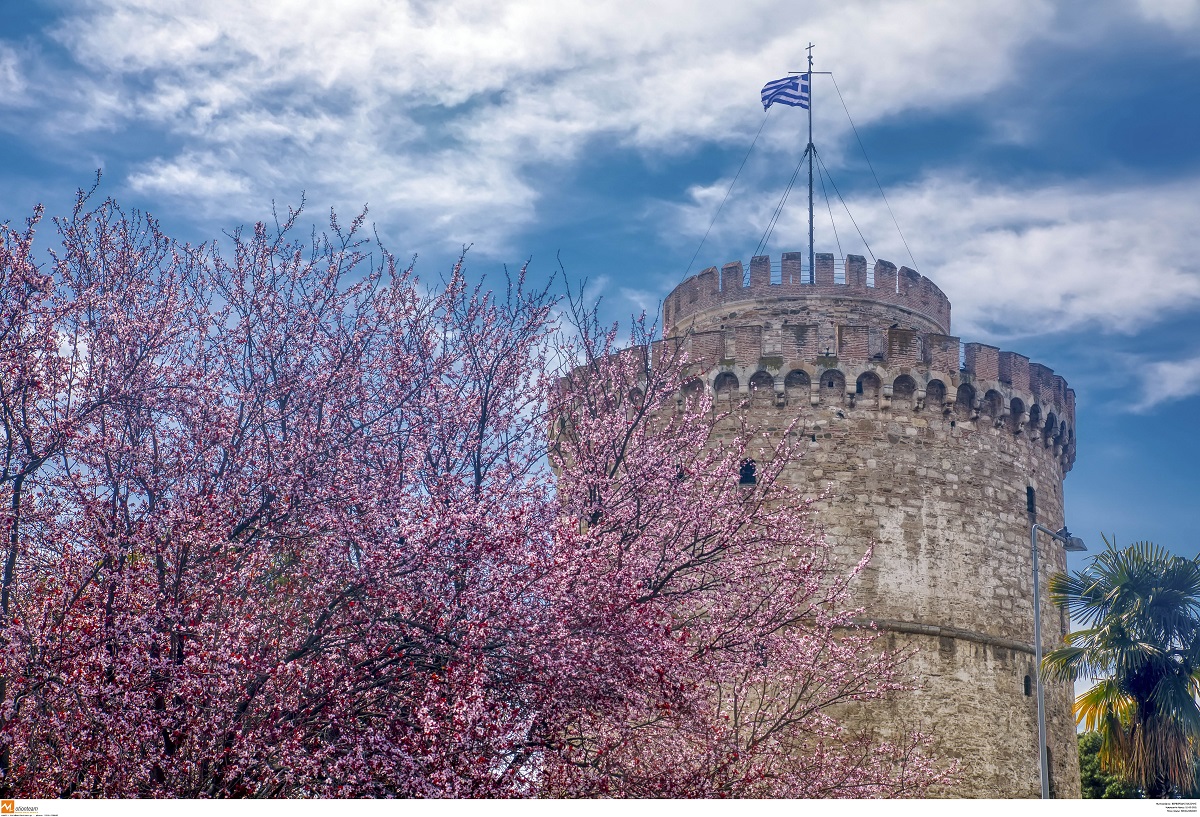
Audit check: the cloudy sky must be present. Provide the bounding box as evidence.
[2,0,1199,563]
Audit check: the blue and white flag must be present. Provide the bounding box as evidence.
[761,74,809,110]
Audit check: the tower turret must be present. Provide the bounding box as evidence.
[656,251,1081,797]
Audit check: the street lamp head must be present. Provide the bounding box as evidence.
[1054,527,1087,552]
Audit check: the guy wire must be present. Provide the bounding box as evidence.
[830,73,919,272]
[681,109,772,282]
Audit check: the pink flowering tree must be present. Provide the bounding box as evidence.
[0,188,952,797]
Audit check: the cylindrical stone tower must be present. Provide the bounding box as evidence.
[660,251,1080,798]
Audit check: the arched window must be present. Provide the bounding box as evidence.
[1009,397,1026,434]
[749,371,774,403]
[955,383,976,419]
[713,372,739,395]
[983,389,1004,419]
[784,369,810,393]
[782,367,811,403]
[1028,404,1043,435]
[856,372,881,404]
[1044,412,1058,446]
[819,370,845,405]
[893,375,917,403]
[925,379,946,412]
[682,378,705,409]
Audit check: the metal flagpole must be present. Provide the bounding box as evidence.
[807,43,815,282]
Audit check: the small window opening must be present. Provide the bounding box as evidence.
[950,420,956,428]
[855,380,864,394]
[738,459,757,485]
[1026,486,1037,519]
[810,434,817,442]
[1024,675,1032,696]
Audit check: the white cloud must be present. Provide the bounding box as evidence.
[663,174,1200,340]
[29,0,1061,253]
[129,151,250,202]
[9,0,1196,259]
[1137,0,1200,29]
[0,44,25,103]
[1132,354,1200,411]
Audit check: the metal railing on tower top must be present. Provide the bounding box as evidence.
[718,257,876,289]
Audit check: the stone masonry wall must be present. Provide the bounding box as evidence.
[652,253,1082,798]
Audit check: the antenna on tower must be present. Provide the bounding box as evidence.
[806,43,815,282]
[787,47,831,281]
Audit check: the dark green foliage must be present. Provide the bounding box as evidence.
[1045,537,1200,797]
[1079,732,1140,799]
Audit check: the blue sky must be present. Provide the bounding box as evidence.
[2,0,1198,567]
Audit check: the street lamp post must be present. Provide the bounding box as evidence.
[1030,522,1087,799]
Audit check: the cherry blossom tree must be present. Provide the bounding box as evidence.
[0,187,952,798]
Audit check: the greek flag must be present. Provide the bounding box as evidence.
[761,74,809,110]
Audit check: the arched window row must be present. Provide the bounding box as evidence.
[686,370,1070,437]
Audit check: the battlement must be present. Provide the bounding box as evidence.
[640,244,1081,795]
[664,252,952,336]
[657,324,1076,471]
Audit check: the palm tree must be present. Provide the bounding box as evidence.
[1044,537,1200,797]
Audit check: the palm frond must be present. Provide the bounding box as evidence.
[1054,536,1200,796]
[1074,679,1133,733]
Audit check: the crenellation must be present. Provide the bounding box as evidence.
[816,252,836,287]
[722,260,745,291]
[847,254,868,289]
[663,254,1076,478]
[927,334,960,375]
[782,251,805,284]
[1029,363,1056,408]
[965,343,1000,381]
[1048,373,1068,408]
[750,254,771,289]
[914,275,952,329]
[664,253,953,335]
[998,351,1030,391]
[874,259,897,293]
[694,267,719,319]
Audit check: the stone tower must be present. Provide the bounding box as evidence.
[660,251,1080,798]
